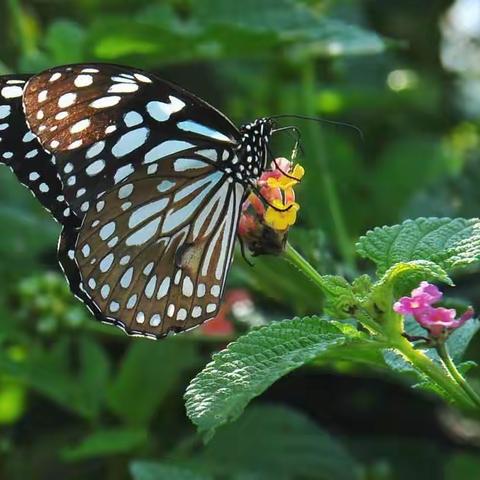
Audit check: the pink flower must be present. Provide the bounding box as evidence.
[393,282,474,338]
[411,281,443,303]
[393,295,434,317]
[416,306,474,338]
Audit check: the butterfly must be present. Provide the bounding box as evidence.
[0,63,275,338]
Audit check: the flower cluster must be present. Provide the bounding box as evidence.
[393,281,474,339]
[238,158,304,256]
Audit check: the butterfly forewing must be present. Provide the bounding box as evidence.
[0,75,78,227]
[22,64,240,219]
[70,155,244,337]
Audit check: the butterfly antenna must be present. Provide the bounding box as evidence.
[269,113,365,143]
[271,125,305,159]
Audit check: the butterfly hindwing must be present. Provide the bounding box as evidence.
[22,64,240,219]
[65,154,244,337]
[0,75,78,226]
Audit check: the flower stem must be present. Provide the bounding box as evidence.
[283,241,328,293]
[392,337,476,410]
[437,342,480,409]
[283,242,380,335]
[300,61,355,271]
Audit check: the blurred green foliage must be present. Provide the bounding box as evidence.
[1,0,480,479]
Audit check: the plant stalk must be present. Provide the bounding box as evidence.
[300,61,355,270]
[437,342,480,409]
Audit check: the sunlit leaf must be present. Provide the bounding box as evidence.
[357,217,480,275]
[185,316,362,436]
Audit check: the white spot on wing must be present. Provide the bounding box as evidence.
[177,120,233,143]
[58,93,77,108]
[74,74,93,87]
[90,96,121,108]
[86,141,105,159]
[86,159,105,176]
[112,127,149,158]
[125,218,161,246]
[1,86,23,98]
[144,140,194,164]
[114,163,134,184]
[70,119,90,133]
[128,198,168,228]
[146,96,185,122]
[108,83,139,93]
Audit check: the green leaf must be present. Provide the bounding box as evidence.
[131,462,212,480]
[351,274,373,300]
[77,337,111,420]
[88,0,387,67]
[189,405,360,480]
[0,338,102,419]
[0,203,58,275]
[315,338,386,370]
[371,138,459,224]
[62,428,148,461]
[320,275,357,318]
[44,20,86,64]
[184,316,361,436]
[382,349,450,400]
[385,317,479,401]
[446,318,480,362]
[108,340,199,426]
[445,453,480,480]
[376,260,452,290]
[192,0,387,57]
[356,217,480,275]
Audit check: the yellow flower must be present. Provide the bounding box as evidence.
[264,199,300,231]
[238,159,304,256]
[266,164,305,190]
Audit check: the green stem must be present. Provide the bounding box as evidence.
[300,61,355,270]
[283,242,478,412]
[393,337,475,410]
[283,241,328,293]
[283,242,380,335]
[437,342,480,409]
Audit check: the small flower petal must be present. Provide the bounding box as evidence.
[264,200,299,231]
[411,281,443,303]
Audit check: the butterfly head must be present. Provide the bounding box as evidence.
[239,118,273,181]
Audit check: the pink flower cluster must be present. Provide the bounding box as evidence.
[393,281,474,338]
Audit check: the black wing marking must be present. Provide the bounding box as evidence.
[0,75,79,227]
